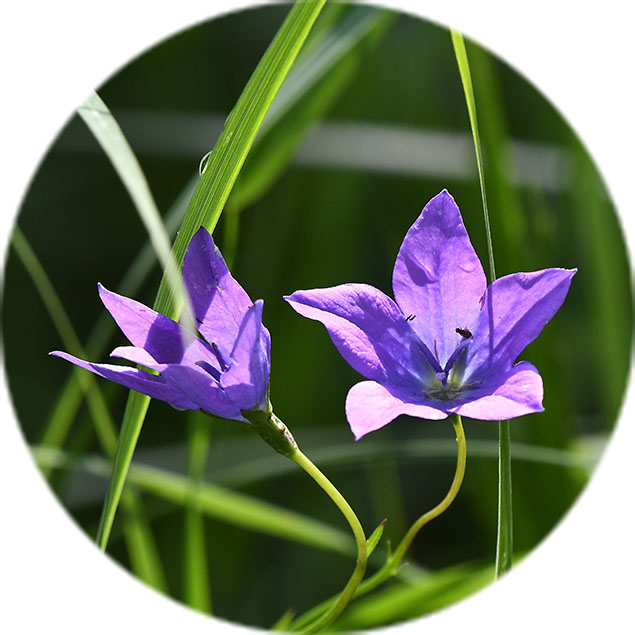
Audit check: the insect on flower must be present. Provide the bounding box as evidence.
[285,190,576,439]
[51,227,271,422]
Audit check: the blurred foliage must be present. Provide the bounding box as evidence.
[2,2,631,631]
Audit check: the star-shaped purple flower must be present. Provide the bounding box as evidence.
[286,190,576,440]
[51,227,270,422]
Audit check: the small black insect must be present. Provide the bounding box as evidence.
[455,327,473,339]
[405,314,416,322]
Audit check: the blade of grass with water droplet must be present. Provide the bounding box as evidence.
[96,0,327,552]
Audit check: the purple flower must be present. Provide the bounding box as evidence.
[51,227,271,422]
[285,190,576,440]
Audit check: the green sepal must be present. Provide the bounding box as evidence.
[366,519,387,557]
[242,402,298,457]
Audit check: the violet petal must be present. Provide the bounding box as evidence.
[392,190,486,367]
[285,284,429,387]
[451,361,544,419]
[98,283,220,370]
[182,227,271,359]
[220,300,269,410]
[346,380,448,440]
[49,351,198,409]
[110,346,167,370]
[465,268,577,380]
[161,364,245,420]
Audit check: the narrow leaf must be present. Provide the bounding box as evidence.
[451,30,512,577]
[96,0,326,551]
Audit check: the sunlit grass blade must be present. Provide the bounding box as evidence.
[233,4,394,210]
[78,91,194,329]
[96,0,327,552]
[40,178,195,454]
[33,446,356,557]
[451,30,511,578]
[11,227,167,591]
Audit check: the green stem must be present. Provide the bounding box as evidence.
[495,420,513,577]
[289,448,368,633]
[243,408,367,633]
[289,415,466,631]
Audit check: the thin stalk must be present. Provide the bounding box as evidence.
[451,30,512,577]
[289,415,466,632]
[290,448,368,633]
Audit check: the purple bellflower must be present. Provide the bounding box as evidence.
[51,227,270,422]
[286,190,576,440]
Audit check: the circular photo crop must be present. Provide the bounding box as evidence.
[2,2,632,632]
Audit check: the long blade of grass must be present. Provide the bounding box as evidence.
[12,227,167,592]
[32,447,356,558]
[206,437,597,488]
[96,0,327,552]
[183,413,213,613]
[451,30,512,577]
[78,91,192,327]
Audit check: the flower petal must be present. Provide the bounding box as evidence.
[465,268,577,379]
[98,283,219,370]
[220,300,269,411]
[110,346,166,370]
[346,381,448,440]
[182,227,270,359]
[392,190,486,367]
[49,351,198,409]
[450,361,544,420]
[160,365,245,420]
[285,284,429,387]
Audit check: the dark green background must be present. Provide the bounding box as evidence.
[2,2,631,629]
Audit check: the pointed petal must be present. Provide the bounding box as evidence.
[450,361,544,420]
[182,227,271,358]
[392,190,486,367]
[110,346,166,370]
[220,300,269,411]
[98,283,219,370]
[50,351,198,409]
[465,268,577,379]
[346,381,447,440]
[285,284,430,388]
[161,365,245,421]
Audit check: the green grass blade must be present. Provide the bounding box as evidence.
[183,414,213,614]
[332,562,495,630]
[12,227,167,592]
[78,91,189,320]
[450,31,496,280]
[451,30,511,577]
[96,0,326,552]
[233,5,393,210]
[207,436,597,488]
[12,227,117,454]
[32,447,356,558]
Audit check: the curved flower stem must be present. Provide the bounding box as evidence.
[289,448,368,633]
[288,414,466,632]
[243,407,367,633]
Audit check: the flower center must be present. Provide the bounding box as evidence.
[422,328,473,401]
